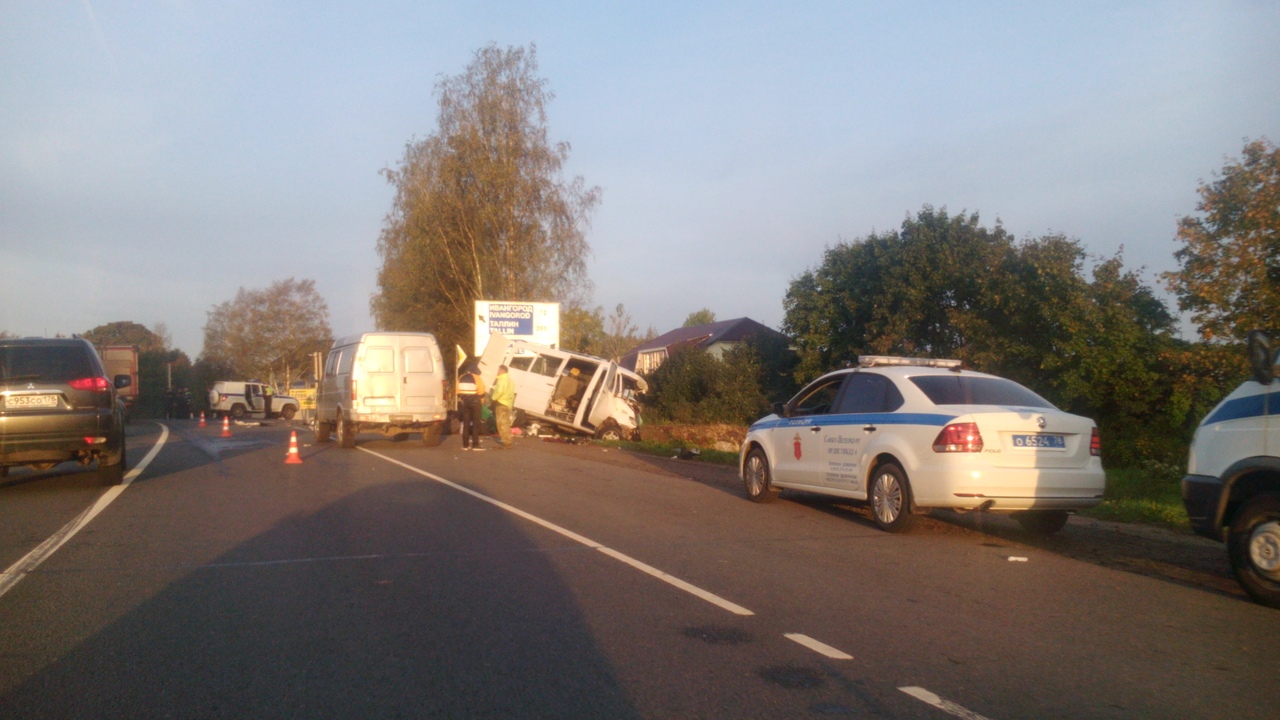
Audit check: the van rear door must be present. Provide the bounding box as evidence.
[401,343,441,415]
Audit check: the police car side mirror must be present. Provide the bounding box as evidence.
[772,401,788,417]
[1248,330,1275,385]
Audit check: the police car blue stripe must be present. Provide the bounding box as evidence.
[750,412,956,432]
[1202,392,1277,427]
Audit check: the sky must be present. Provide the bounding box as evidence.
[2,1,1278,358]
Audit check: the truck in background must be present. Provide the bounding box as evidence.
[97,345,139,418]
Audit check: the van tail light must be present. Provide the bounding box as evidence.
[351,380,358,404]
[68,377,111,392]
[1090,427,1102,457]
[933,422,983,453]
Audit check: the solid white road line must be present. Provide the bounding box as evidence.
[900,686,996,720]
[360,446,756,616]
[0,423,170,600]
[784,633,853,659]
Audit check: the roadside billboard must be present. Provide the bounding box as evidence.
[474,301,559,355]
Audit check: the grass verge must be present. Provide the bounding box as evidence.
[1079,467,1190,530]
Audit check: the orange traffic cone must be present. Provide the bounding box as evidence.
[285,431,303,464]
[198,411,207,427]
[221,415,231,438]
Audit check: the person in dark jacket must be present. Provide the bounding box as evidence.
[457,362,487,451]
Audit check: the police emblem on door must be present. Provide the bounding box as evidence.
[793,432,802,460]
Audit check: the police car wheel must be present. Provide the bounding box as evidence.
[870,462,917,533]
[1015,510,1070,536]
[1228,493,1280,609]
[281,405,297,420]
[743,447,780,503]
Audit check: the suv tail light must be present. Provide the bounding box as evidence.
[1090,427,1102,457]
[933,422,983,452]
[68,377,110,392]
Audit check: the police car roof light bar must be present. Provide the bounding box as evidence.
[858,355,963,369]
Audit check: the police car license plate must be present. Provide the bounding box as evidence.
[5,394,58,409]
[1012,434,1065,449]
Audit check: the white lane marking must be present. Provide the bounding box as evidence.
[900,686,996,720]
[0,423,170,599]
[784,633,853,659]
[360,446,755,616]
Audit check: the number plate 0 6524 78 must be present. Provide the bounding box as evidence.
[1012,433,1065,449]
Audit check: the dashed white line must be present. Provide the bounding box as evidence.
[0,423,170,599]
[360,446,755,616]
[784,633,853,659]
[900,686,996,720]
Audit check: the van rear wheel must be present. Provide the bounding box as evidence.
[315,421,332,444]
[337,416,356,449]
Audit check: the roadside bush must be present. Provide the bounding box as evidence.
[642,346,769,425]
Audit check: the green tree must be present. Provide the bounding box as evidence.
[82,321,166,352]
[372,43,601,354]
[642,346,767,425]
[560,304,606,355]
[1165,138,1280,341]
[200,278,332,385]
[683,308,717,327]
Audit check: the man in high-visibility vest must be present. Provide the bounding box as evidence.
[457,362,487,451]
[490,364,516,449]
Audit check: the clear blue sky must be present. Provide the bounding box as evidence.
[3,1,1278,357]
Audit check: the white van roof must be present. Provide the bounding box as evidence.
[331,331,439,348]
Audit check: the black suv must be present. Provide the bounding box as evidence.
[0,338,130,485]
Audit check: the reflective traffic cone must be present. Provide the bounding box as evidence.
[198,411,207,427]
[285,431,303,464]
[221,415,231,438]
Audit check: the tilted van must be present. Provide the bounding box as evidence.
[314,332,449,448]
[476,334,647,441]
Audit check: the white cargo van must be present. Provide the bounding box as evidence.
[477,335,647,441]
[314,332,449,448]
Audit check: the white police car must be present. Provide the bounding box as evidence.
[740,356,1105,535]
[1182,331,1280,608]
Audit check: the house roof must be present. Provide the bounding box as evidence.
[619,317,787,371]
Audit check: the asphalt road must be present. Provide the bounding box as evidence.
[0,419,1276,719]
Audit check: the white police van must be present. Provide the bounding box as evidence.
[1182,331,1280,608]
[740,356,1105,535]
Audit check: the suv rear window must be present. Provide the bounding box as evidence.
[910,375,1055,409]
[0,345,95,383]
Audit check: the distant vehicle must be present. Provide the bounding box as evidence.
[96,345,139,415]
[739,356,1105,535]
[313,332,449,448]
[1182,331,1280,608]
[208,380,299,420]
[476,334,647,441]
[1,337,131,484]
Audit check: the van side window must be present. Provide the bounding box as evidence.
[337,348,356,375]
[529,355,563,377]
[325,349,342,376]
[509,356,534,372]
[364,347,394,373]
[404,347,435,373]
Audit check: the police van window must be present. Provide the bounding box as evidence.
[403,347,434,373]
[836,373,905,414]
[364,347,394,373]
[337,347,356,376]
[910,375,1054,409]
[790,376,845,416]
[509,356,534,372]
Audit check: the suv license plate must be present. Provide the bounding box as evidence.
[5,394,58,409]
[1012,433,1065,449]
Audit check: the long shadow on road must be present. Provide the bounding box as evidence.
[0,468,640,718]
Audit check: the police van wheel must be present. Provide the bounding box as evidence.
[281,405,297,420]
[1228,493,1280,609]
[337,416,356,449]
[870,462,917,533]
[230,404,246,420]
[315,421,333,444]
[421,423,444,447]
